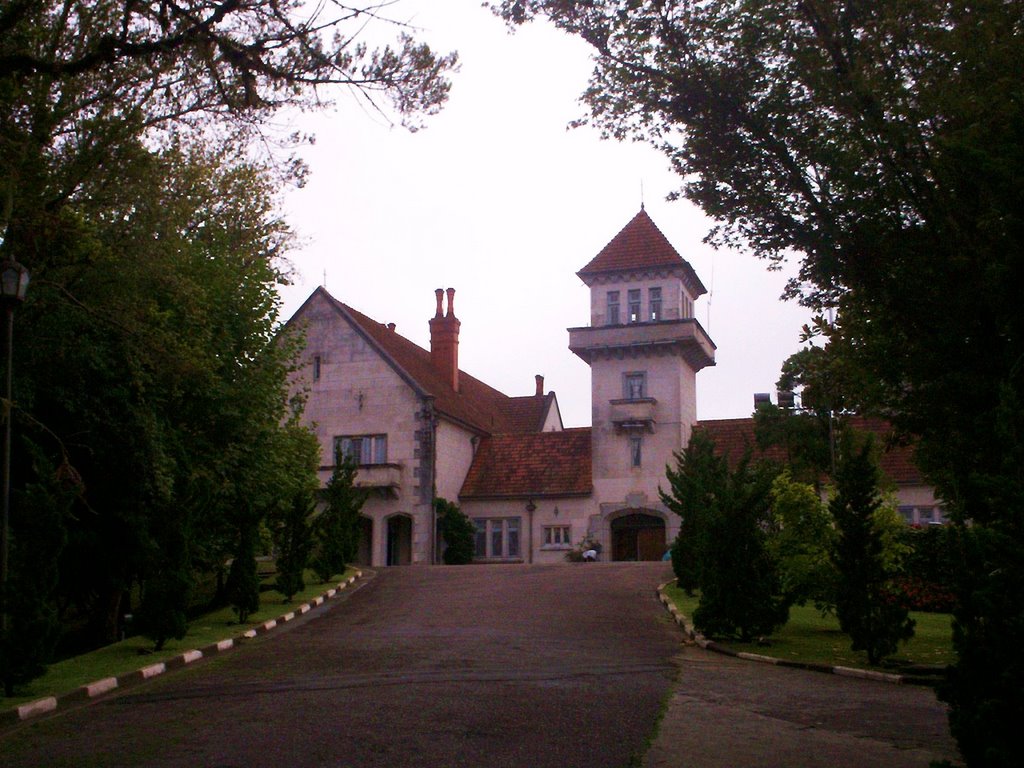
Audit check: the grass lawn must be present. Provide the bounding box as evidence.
[663,582,954,671]
[1,568,358,711]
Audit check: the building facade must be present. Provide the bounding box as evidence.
[285,208,938,566]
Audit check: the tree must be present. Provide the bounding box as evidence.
[312,455,367,583]
[662,431,787,640]
[831,437,915,665]
[435,498,475,565]
[225,520,260,624]
[767,470,836,612]
[495,3,1023,762]
[0,451,73,696]
[661,430,727,595]
[273,493,314,602]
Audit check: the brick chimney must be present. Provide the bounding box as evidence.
[535,374,544,396]
[429,287,460,392]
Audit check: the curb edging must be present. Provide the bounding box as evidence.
[3,570,366,727]
[656,581,942,687]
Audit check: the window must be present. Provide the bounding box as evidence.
[628,289,641,323]
[313,355,322,381]
[606,291,620,325]
[630,436,643,467]
[472,518,522,559]
[543,525,572,548]
[624,372,647,400]
[649,287,662,321]
[335,434,388,465]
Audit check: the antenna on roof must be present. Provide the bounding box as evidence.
[640,179,645,210]
[707,250,715,332]
[322,269,327,289]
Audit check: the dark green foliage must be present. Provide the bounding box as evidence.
[135,502,192,651]
[831,439,915,665]
[662,431,788,641]
[942,525,1024,768]
[496,4,1023,761]
[661,431,726,595]
[225,522,260,624]
[436,498,474,565]
[1,454,71,696]
[274,494,314,601]
[892,525,957,613]
[312,456,366,582]
[0,0,453,668]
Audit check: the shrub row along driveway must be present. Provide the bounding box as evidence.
[1,562,958,767]
[1,563,681,768]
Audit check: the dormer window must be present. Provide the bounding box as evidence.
[607,291,620,325]
[628,289,641,323]
[649,287,662,321]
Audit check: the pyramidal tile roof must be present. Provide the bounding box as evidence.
[577,207,707,295]
[460,428,593,499]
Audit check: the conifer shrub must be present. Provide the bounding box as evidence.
[831,438,915,664]
[435,498,475,564]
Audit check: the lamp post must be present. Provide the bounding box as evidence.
[0,258,29,637]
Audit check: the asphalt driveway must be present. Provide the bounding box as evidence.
[0,563,681,768]
[0,562,959,767]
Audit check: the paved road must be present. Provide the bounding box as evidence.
[1,563,681,768]
[1,563,959,767]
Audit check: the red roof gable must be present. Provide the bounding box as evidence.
[578,208,707,296]
[695,416,925,486]
[299,288,542,435]
[460,428,593,499]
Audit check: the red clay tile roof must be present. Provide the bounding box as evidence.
[695,416,925,486]
[502,393,558,434]
[301,288,538,435]
[577,208,707,296]
[460,428,593,499]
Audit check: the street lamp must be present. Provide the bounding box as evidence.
[0,258,29,637]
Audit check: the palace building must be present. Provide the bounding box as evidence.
[284,208,939,566]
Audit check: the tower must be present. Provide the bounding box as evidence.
[568,208,716,559]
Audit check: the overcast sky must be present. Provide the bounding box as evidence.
[277,1,813,427]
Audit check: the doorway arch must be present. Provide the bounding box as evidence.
[611,513,666,561]
[355,515,373,566]
[386,514,413,566]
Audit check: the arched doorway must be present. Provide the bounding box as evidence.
[386,514,412,566]
[611,513,666,561]
[355,516,373,566]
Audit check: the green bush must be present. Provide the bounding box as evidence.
[436,498,475,565]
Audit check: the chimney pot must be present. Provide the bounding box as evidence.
[434,288,444,318]
[446,287,456,318]
[387,323,396,332]
[535,374,544,396]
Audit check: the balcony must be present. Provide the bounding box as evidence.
[320,463,402,497]
[568,319,716,370]
[610,398,657,432]
[354,463,402,494]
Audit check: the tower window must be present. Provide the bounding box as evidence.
[628,289,641,323]
[607,291,620,325]
[624,371,647,400]
[313,355,322,381]
[649,287,662,321]
[630,436,643,467]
